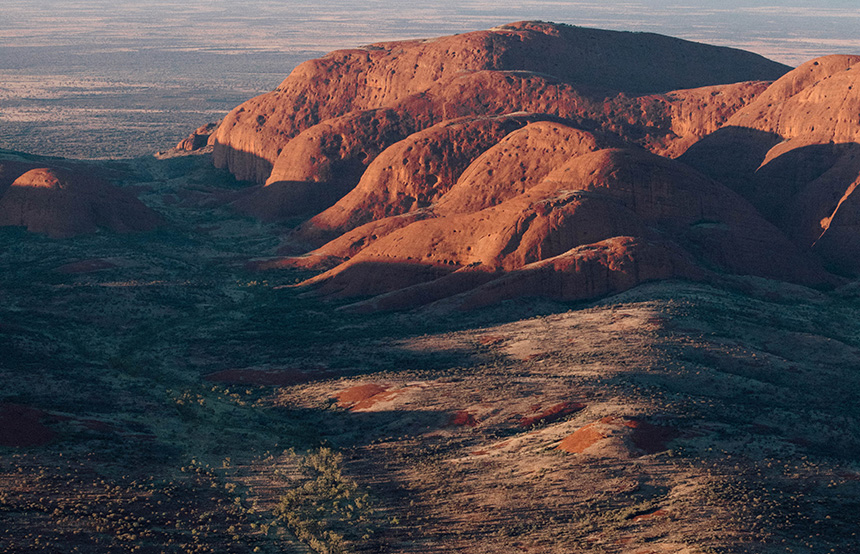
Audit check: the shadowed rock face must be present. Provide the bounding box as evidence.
[0,159,53,198]
[212,20,789,185]
[680,56,860,275]
[0,168,163,238]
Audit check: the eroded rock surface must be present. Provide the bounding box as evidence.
[212,21,788,184]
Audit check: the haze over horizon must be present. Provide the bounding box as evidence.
[2,0,859,158]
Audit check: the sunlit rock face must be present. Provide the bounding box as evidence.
[212,21,789,185]
[0,168,163,238]
[211,22,860,308]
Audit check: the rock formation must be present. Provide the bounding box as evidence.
[294,147,829,310]
[680,55,860,274]
[176,122,219,152]
[205,22,860,308]
[212,21,789,185]
[0,168,163,238]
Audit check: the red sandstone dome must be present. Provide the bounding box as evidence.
[206,22,860,308]
[212,21,789,185]
[0,168,163,238]
[293,146,830,310]
[680,55,860,275]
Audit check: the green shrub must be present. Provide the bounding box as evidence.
[274,448,375,554]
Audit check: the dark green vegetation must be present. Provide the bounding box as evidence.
[0,152,506,553]
[2,152,860,553]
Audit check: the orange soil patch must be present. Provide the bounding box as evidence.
[519,402,586,427]
[54,258,117,274]
[558,423,607,453]
[336,384,400,410]
[447,411,478,427]
[203,368,338,387]
[478,335,507,346]
[0,403,56,447]
[559,416,679,455]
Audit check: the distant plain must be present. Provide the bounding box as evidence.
[2,0,860,159]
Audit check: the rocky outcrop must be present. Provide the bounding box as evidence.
[294,113,560,244]
[726,56,860,145]
[434,122,619,215]
[212,21,789,184]
[176,122,219,151]
[344,237,704,313]
[294,147,830,309]
[0,168,163,238]
[680,56,860,274]
[653,81,775,158]
[265,108,419,187]
[214,23,860,308]
[0,160,43,197]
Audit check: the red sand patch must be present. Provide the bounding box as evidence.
[448,411,478,427]
[203,368,337,387]
[54,258,117,274]
[478,335,507,346]
[558,423,606,453]
[559,416,679,455]
[0,403,56,447]
[336,384,401,410]
[519,402,586,427]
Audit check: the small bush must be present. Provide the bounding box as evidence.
[274,448,375,554]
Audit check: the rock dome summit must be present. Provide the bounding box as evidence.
[0,167,163,238]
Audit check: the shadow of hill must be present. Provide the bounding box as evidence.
[680,129,860,274]
[680,127,860,222]
[231,178,356,222]
[678,126,784,209]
